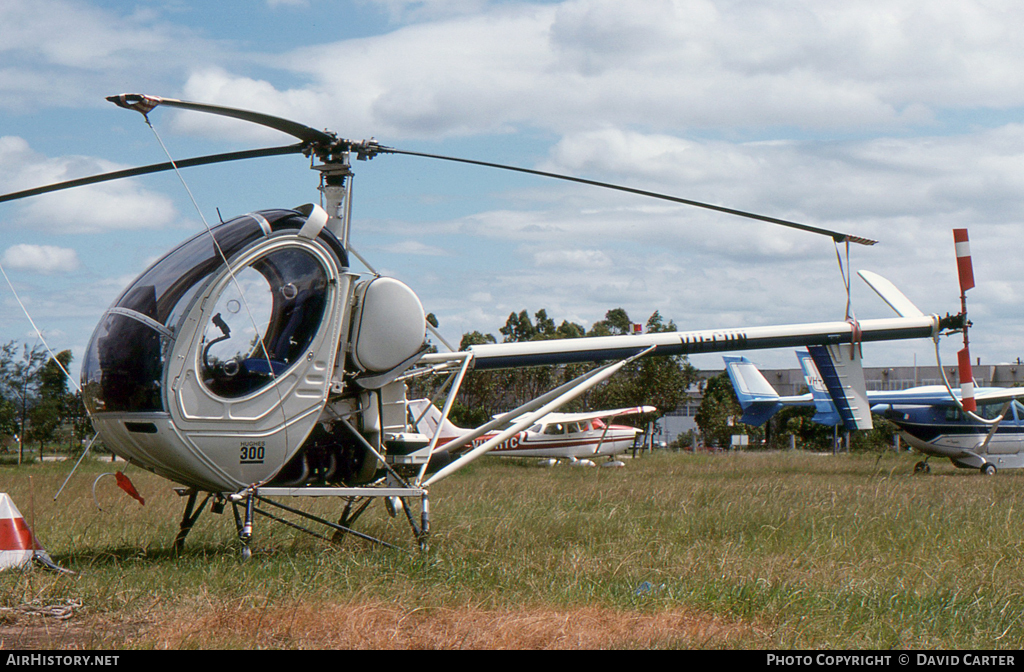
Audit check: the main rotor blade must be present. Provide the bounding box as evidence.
[0,144,305,204]
[383,148,877,246]
[108,94,336,147]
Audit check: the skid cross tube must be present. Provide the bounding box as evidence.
[254,494,404,551]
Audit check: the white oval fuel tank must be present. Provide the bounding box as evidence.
[349,277,426,373]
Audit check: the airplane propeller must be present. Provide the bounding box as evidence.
[953,228,977,413]
[0,93,877,247]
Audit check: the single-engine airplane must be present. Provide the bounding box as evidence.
[0,93,972,554]
[409,399,654,467]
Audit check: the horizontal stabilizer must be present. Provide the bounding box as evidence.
[723,356,782,426]
[807,344,873,431]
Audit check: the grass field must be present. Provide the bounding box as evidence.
[1,449,1023,649]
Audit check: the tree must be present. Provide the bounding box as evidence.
[587,307,632,337]
[585,309,697,428]
[694,371,763,449]
[28,350,73,460]
[446,307,696,432]
[0,342,48,464]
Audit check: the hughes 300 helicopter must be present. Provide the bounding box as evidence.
[0,94,975,555]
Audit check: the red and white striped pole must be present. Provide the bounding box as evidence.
[953,229,976,413]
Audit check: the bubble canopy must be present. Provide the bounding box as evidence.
[82,209,347,414]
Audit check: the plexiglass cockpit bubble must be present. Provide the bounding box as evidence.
[198,246,329,399]
[82,209,345,414]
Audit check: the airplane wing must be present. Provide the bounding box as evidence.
[540,406,657,424]
[867,386,1024,407]
[724,350,1024,426]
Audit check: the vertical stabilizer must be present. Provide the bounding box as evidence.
[795,350,842,427]
[723,356,782,426]
[807,344,873,431]
[408,399,464,439]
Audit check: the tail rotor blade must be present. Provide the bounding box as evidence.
[952,229,976,412]
[954,228,975,293]
[958,347,976,413]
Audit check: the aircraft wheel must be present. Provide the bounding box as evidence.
[981,463,997,476]
[913,461,930,474]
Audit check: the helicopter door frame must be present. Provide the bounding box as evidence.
[163,235,350,491]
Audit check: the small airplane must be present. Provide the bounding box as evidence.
[408,400,655,467]
[725,348,1024,476]
[0,93,972,554]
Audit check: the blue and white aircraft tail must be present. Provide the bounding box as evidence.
[725,350,1024,475]
[795,350,842,428]
[724,344,871,432]
[722,355,788,427]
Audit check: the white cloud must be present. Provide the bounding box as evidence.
[0,1,222,110]
[368,0,491,22]
[533,248,612,268]
[164,0,1024,142]
[379,240,450,255]
[6,0,1024,373]
[0,136,179,233]
[1,244,80,274]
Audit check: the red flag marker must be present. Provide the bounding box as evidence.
[115,471,145,506]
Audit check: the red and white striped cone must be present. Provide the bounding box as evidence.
[0,493,69,573]
[0,493,39,570]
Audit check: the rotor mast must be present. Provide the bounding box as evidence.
[314,154,354,247]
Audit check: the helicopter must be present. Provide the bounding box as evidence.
[0,94,971,555]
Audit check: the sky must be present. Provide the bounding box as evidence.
[2,0,1024,383]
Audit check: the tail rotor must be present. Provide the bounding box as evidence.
[953,228,976,413]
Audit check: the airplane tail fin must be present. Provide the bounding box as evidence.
[407,399,465,439]
[723,356,782,426]
[806,344,873,431]
[796,350,843,427]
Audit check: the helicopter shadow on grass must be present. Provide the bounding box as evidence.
[52,542,250,569]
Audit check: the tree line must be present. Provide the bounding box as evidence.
[0,342,90,463]
[414,306,700,433]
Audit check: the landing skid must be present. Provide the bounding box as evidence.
[173,485,431,556]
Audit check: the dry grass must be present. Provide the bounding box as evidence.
[2,450,1024,649]
[140,600,763,649]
